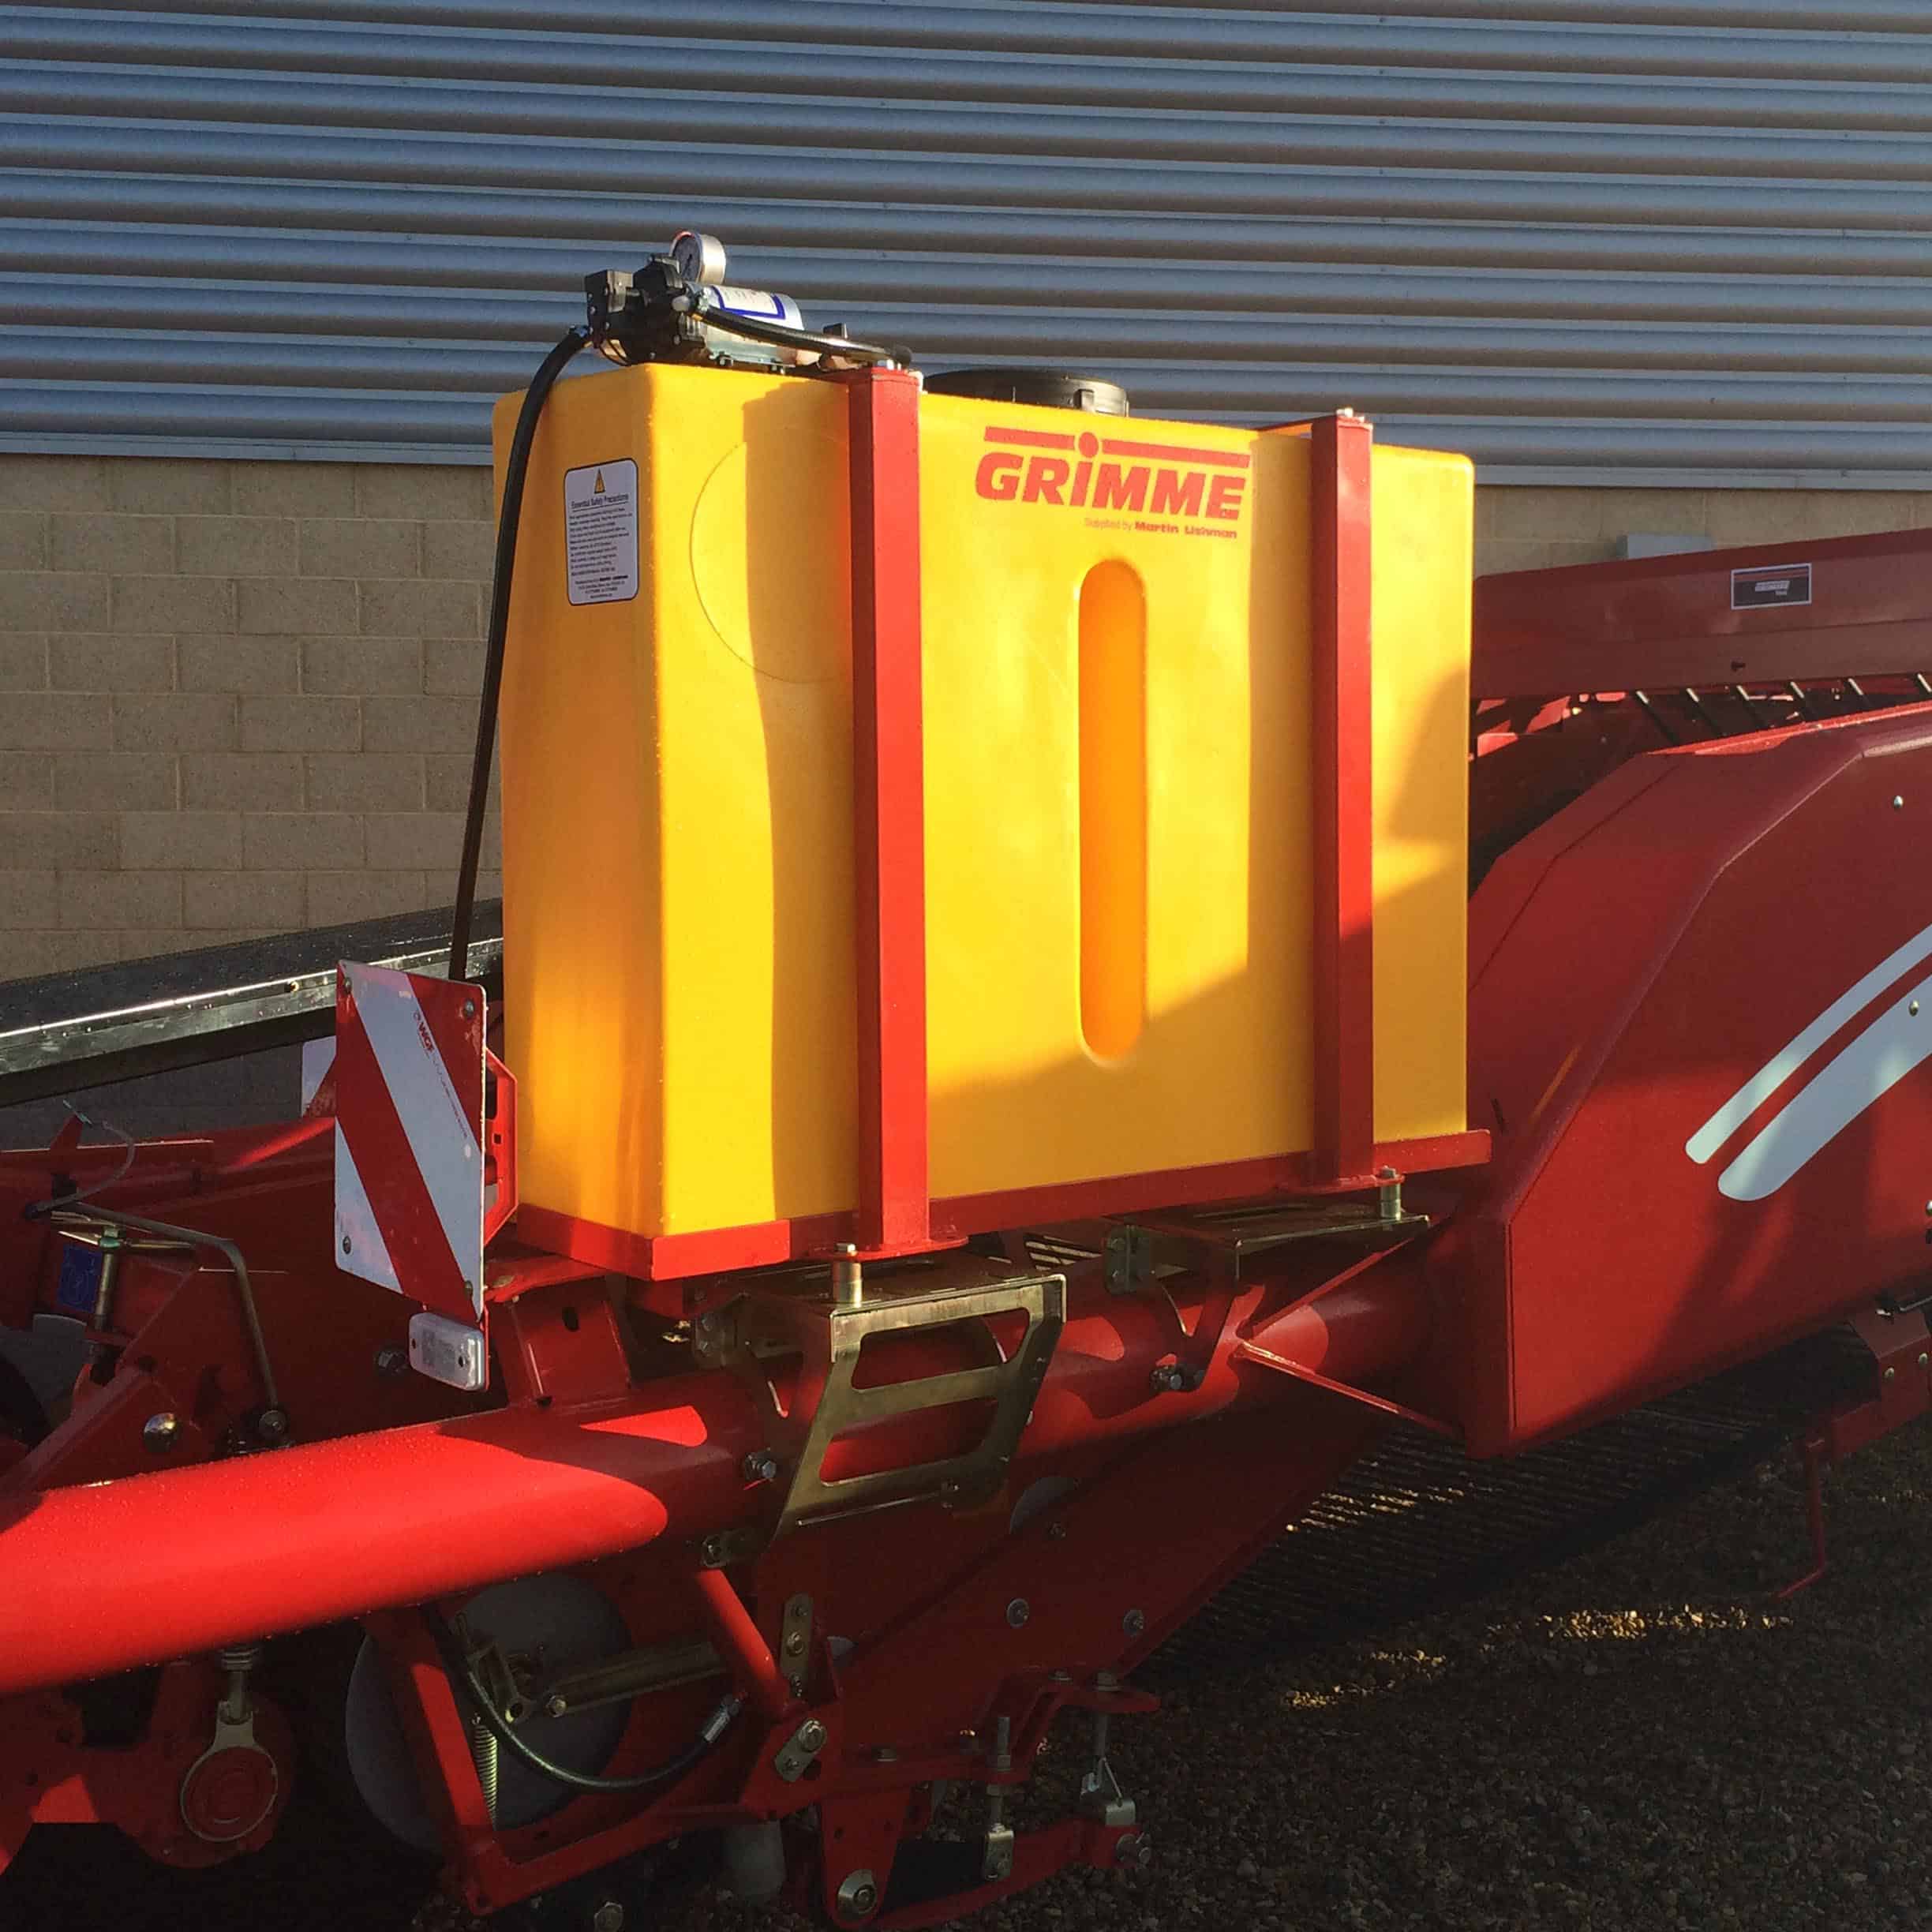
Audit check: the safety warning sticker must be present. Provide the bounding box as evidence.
[564,458,639,606]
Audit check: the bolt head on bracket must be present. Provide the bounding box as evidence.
[1104,1224,1152,1295]
[835,1868,880,1922]
[773,1713,829,1782]
[698,1527,762,1568]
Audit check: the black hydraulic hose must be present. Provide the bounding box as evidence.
[448,324,590,983]
[701,305,903,367]
[425,1605,743,1795]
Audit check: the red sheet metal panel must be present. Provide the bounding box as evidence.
[1429,706,1932,1454]
[1475,526,1932,701]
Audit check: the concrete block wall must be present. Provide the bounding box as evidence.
[0,454,500,984]
[1474,485,1932,577]
[2,460,1930,987]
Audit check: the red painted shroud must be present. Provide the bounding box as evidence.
[1423,703,1932,1455]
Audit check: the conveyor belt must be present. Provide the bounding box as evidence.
[1148,1325,1875,1682]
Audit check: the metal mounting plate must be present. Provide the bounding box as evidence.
[1129,1196,1422,1276]
[715,1254,1065,1544]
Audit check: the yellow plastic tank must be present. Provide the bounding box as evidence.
[492,364,1471,1254]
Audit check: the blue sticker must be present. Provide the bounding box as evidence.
[54,1241,103,1317]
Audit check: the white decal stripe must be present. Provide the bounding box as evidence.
[1717,972,1932,1202]
[335,1128,400,1292]
[344,963,481,1297]
[300,1038,335,1112]
[1687,915,1932,1165]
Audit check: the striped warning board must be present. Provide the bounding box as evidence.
[332,961,486,1326]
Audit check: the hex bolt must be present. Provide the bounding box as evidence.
[545,1694,569,1719]
[836,1869,879,1922]
[796,1718,828,1753]
[741,1449,780,1484]
[255,1406,290,1447]
[462,1000,477,1020]
[591,1903,625,1932]
[375,1346,408,1380]
[91,1226,122,1334]
[142,1412,181,1454]
[1376,1165,1402,1221]
[833,1242,863,1310]
[1149,1361,1205,1395]
[1005,1597,1030,1628]
[700,1533,730,1567]
[1121,1608,1146,1638]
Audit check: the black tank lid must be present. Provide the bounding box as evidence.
[924,366,1129,416]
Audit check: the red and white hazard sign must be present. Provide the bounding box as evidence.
[332,961,488,1326]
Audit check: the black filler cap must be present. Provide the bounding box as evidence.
[925,367,1129,416]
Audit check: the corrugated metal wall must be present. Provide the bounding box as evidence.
[3,0,1930,481]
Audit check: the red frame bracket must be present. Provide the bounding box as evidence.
[1308,411,1377,1184]
[847,366,931,1253]
[1777,1307,1932,1597]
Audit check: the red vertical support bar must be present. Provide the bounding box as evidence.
[848,366,930,1251]
[1309,410,1376,1183]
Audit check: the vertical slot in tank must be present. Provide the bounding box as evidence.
[1078,559,1148,1061]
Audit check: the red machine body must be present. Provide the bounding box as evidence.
[1444,706,1932,1453]
[5,459,1932,1923]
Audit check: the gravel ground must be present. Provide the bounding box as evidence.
[13,1425,1932,1932]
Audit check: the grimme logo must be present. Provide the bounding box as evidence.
[974,425,1249,538]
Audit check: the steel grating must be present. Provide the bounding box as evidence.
[1147,1324,1877,1683]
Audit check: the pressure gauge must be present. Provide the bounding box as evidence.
[671,230,727,289]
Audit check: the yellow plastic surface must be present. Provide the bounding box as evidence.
[494,365,1472,1241]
